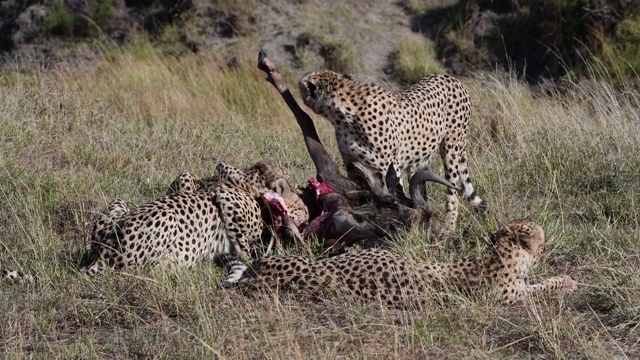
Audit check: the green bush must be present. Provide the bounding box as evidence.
[319,36,360,74]
[597,17,640,81]
[90,0,115,31]
[392,37,444,84]
[42,1,75,37]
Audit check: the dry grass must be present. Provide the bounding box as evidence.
[1,41,639,358]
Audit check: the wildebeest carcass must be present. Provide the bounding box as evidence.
[256,50,457,251]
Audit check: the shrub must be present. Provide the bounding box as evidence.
[595,17,640,83]
[391,37,444,84]
[41,1,75,37]
[319,36,360,74]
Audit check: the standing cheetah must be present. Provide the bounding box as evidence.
[298,71,487,232]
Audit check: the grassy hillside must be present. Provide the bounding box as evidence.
[0,41,639,358]
[3,1,639,85]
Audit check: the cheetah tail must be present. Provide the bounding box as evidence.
[213,254,248,289]
[2,268,35,284]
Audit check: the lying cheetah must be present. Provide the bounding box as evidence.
[217,219,577,307]
[2,161,308,282]
[298,70,487,232]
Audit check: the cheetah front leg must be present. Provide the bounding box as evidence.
[215,189,264,261]
[502,276,578,305]
[526,275,578,296]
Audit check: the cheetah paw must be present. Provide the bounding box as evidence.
[549,275,578,293]
[561,275,579,293]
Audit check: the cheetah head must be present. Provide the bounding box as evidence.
[243,162,311,229]
[216,161,310,229]
[275,178,311,232]
[490,219,546,264]
[299,70,354,115]
[216,161,290,196]
[260,189,312,247]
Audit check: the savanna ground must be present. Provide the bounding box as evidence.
[1,39,639,359]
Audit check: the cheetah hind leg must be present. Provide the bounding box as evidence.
[80,198,131,277]
[436,143,462,233]
[440,144,490,232]
[2,199,132,282]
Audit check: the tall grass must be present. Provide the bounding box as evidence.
[0,42,639,358]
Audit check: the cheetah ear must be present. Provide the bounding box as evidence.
[488,232,499,244]
[215,161,229,176]
[272,178,290,194]
[489,224,512,244]
[341,73,353,80]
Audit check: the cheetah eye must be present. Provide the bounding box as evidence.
[307,82,317,98]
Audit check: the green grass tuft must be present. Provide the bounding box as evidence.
[42,1,75,37]
[320,36,361,74]
[391,37,445,84]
